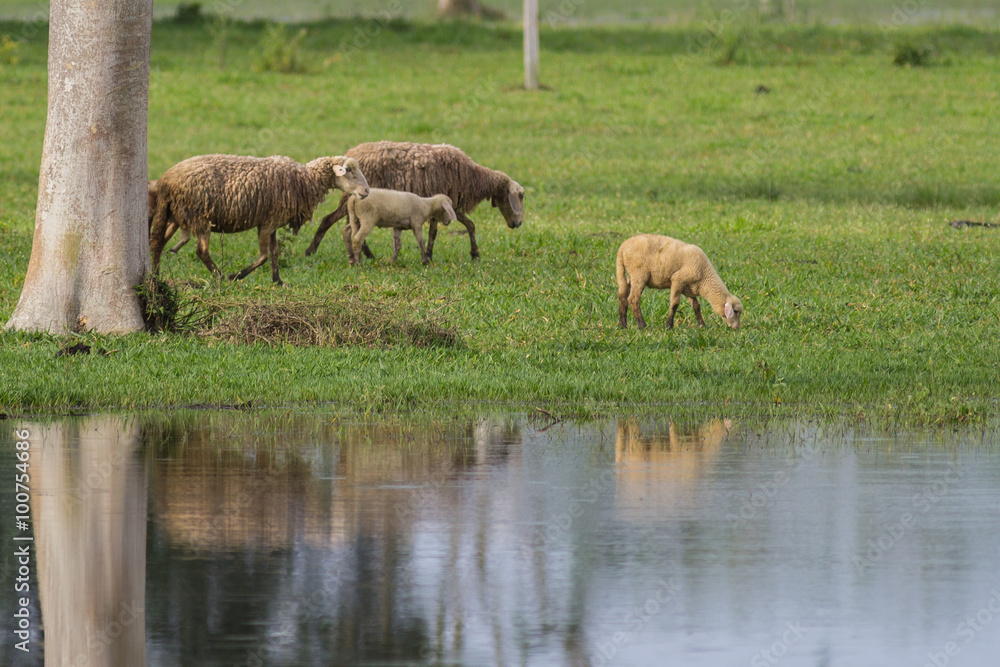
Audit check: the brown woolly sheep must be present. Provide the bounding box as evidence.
[147,180,158,226]
[304,141,524,261]
[344,189,457,266]
[616,234,743,330]
[148,180,189,250]
[149,154,369,285]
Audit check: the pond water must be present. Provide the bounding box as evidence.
[2,413,1000,666]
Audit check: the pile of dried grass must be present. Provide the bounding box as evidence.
[137,275,460,348]
[201,292,460,348]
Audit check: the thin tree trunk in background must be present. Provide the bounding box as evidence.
[5,0,152,333]
[524,0,539,90]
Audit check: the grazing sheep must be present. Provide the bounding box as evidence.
[616,234,743,330]
[344,188,457,266]
[149,154,369,285]
[304,141,524,261]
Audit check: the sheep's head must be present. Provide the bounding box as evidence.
[491,178,524,229]
[315,156,370,198]
[430,195,457,226]
[722,296,743,330]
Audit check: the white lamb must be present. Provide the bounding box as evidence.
[344,188,457,266]
[616,234,743,330]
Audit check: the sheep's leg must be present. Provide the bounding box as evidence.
[168,227,191,254]
[342,223,356,264]
[229,228,271,282]
[391,229,404,263]
[268,230,283,286]
[409,219,430,265]
[689,296,706,327]
[305,205,346,256]
[149,214,169,275]
[362,242,375,259]
[426,220,439,262]
[456,211,479,260]
[350,220,374,268]
[618,279,631,329]
[665,285,684,329]
[194,230,225,280]
[628,278,648,330]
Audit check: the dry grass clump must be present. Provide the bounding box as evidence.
[201,292,460,348]
[135,275,459,348]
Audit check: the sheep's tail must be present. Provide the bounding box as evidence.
[616,247,630,326]
[615,248,629,296]
[149,193,171,273]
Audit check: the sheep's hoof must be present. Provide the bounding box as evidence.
[470,253,480,261]
[227,272,240,281]
[304,245,317,256]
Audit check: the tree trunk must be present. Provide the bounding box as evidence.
[524,0,539,90]
[32,416,147,667]
[5,0,152,334]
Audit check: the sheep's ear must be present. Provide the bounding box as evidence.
[443,200,457,222]
[725,302,735,319]
[333,165,347,177]
[508,188,522,216]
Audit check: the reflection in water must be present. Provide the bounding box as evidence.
[31,416,147,667]
[10,413,1000,666]
[614,418,732,519]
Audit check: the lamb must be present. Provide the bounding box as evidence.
[149,154,369,285]
[616,234,743,330]
[344,188,457,266]
[304,141,524,262]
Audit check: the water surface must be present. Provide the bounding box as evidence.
[2,413,999,666]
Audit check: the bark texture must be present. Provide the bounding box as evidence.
[5,0,152,333]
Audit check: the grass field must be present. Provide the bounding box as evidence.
[1,1,999,24]
[1,16,999,421]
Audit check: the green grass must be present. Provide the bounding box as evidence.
[2,0,998,24]
[1,18,999,422]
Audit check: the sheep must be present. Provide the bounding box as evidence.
[616,234,743,330]
[304,141,524,262]
[344,188,458,266]
[148,180,191,252]
[149,154,369,285]
[147,180,158,226]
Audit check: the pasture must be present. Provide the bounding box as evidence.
[1,13,999,421]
